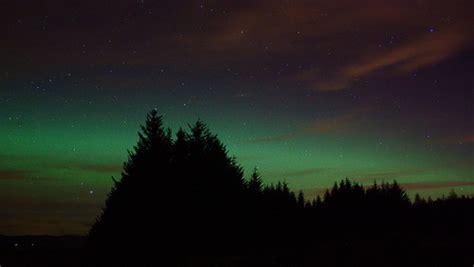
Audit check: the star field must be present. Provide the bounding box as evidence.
[0,0,473,235]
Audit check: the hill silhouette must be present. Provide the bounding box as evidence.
[83,110,474,267]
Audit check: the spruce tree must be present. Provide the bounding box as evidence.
[248,167,263,194]
[297,190,305,208]
[85,110,173,266]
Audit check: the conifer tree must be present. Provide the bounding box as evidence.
[297,190,305,208]
[248,167,263,194]
[86,109,173,266]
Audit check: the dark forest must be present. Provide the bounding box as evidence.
[80,111,473,267]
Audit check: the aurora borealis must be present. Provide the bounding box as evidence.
[1,0,473,235]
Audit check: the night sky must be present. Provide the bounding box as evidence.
[1,0,473,235]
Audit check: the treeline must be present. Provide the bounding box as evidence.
[83,110,474,267]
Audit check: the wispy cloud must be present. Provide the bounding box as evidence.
[5,0,472,92]
[439,133,474,145]
[75,163,122,173]
[250,108,369,143]
[0,153,122,175]
[354,169,433,183]
[462,135,474,144]
[399,180,474,191]
[0,196,103,235]
[187,1,473,91]
[345,32,468,76]
[249,132,298,144]
[0,169,32,180]
[297,28,470,91]
[303,113,358,135]
[0,167,60,181]
[282,168,328,178]
[49,162,122,174]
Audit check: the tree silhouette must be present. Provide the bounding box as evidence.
[83,110,474,267]
[84,111,251,266]
[85,109,175,266]
[297,191,305,208]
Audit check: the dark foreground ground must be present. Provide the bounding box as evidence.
[0,234,472,267]
[0,235,85,267]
